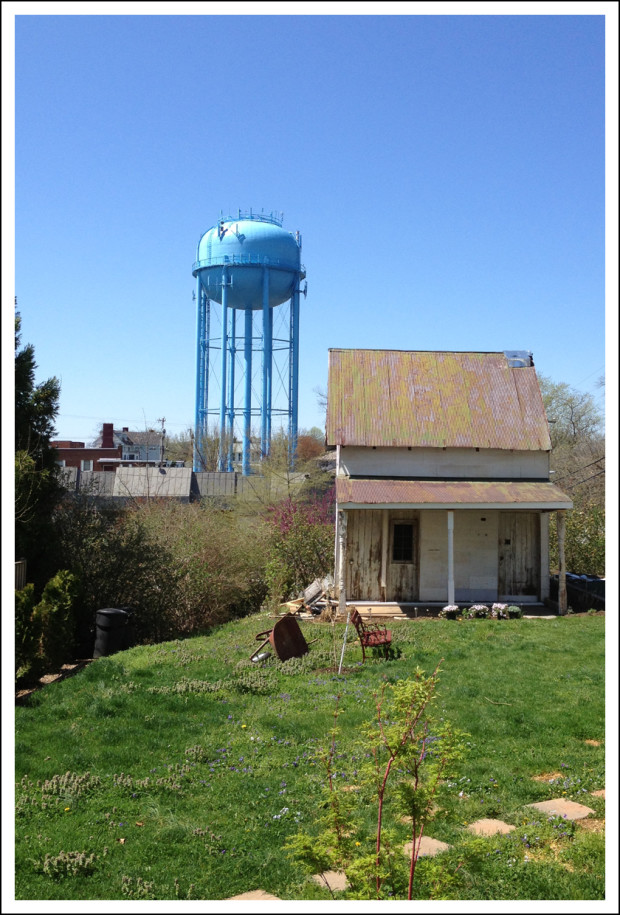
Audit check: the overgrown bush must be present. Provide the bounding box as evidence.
[549,502,605,576]
[15,583,40,674]
[33,570,81,671]
[263,491,335,606]
[136,500,270,633]
[52,495,181,648]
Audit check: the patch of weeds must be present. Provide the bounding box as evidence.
[147,677,227,695]
[121,875,155,898]
[34,848,105,879]
[16,771,102,816]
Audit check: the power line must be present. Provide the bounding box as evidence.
[552,457,605,485]
[562,470,605,490]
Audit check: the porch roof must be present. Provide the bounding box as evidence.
[336,478,573,510]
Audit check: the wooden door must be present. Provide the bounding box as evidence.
[386,514,419,602]
[498,512,540,599]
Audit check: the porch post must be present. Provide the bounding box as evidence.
[557,510,567,615]
[447,510,455,606]
[338,510,348,615]
[380,509,388,601]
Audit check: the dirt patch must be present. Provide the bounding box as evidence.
[584,739,601,747]
[578,817,605,833]
[15,659,95,704]
[531,772,565,782]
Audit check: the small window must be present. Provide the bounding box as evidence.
[392,523,414,562]
[81,459,93,471]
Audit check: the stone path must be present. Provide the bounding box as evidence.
[526,798,596,819]
[403,836,452,857]
[227,889,281,900]
[467,818,516,836]
[226,790,604,898]
[311,870,349,891]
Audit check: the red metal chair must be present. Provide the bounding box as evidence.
[350,609,392,662]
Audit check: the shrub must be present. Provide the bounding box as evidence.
[34,570,80,671]
[15,583,41,675]
[52,496,180,647]
[136,501,270,634]
[462,604,490,619]
[264,492,335,605]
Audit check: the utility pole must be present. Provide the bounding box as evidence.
[157,417,166,467]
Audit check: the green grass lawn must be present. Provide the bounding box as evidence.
[14,613,605,901]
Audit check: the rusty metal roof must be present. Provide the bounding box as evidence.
[326,350,551,450]
[336,478,572,509]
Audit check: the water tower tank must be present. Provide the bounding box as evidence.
[192,211,306,475]
[194,214,302,310]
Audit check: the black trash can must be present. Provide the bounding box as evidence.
[94,608,131,658]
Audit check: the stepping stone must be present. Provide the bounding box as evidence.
[311,870,348,891]
[467,818,516,836]
[227,889,280,900]
[403,836,451,857]
[526,798,595,820]
[591,789,605,798]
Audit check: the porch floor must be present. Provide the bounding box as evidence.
[347,602,554,620]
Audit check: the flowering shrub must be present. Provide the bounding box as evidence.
[490,603,508,619]
[439,605,460,619]
[264,491,335,605]
[462,604,489,619]
[507,605,522,618]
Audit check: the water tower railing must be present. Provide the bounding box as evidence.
[192,254,301,272]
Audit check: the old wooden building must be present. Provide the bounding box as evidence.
[326,349,573,612]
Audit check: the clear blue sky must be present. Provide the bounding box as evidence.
[7,6,615,445]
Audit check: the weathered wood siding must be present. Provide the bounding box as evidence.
[498,511,541,599]
[345,510,383,600]
[345,509,419,601]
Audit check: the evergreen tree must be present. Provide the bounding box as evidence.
[15,312,62,589]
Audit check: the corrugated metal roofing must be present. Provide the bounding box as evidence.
[336,478,572,509]
[326,350,551,451]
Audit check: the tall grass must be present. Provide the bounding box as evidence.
[14,615,605,901]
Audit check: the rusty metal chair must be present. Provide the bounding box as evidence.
[350,608,392,662]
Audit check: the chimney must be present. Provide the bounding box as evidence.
[102,423,115,449]
[122,427,129,433]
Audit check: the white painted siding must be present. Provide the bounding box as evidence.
[419,510,499,602]
[339,447,549,480]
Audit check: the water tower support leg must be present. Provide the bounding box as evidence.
[243,309,252,475]
[194,281,205,471]
[261,268,271,458]
[218,272,228,471]
[227,310,236,472]
[289,288,300,466]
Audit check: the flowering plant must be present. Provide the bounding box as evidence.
[439,604,460,619]
[507,605,522,618]
[462,604,489,619]
[490,603,508,619]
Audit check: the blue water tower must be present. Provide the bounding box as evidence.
[192,210,306,474]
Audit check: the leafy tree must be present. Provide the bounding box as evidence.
[15,312,62,587]
[538,374,603,448]
[539,374,605,576]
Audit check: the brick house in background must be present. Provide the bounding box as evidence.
[51,423,122,471]
[326,349,573,613]
[51,423,173,471]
